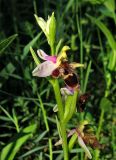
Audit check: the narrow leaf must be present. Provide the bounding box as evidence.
[0,34,18,55]
[22,32,42,60]
[0,124,37,160]
[30,46,40,65]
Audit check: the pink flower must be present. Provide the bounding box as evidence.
[32,49,58,77]
[32,46,69,77]
[32,46,84,83]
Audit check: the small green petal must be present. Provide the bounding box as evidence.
[57,46,70,64]
[34,14,47,37]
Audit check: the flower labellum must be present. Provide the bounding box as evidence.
[77,134,92,159]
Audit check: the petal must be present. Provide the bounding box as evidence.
[37,49,49,60]
[56,46,70,65]
[68,129,76,137]
[53,104,58,112]
[54,139,63,146]
[32,61,57,77]
[34,15,47,36]
[55,129,76,146]
[46,56,57,63]
[37,49,57,63]
[78,135,92,159]
[70,62,85,69]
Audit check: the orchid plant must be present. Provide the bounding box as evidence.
[30,13,97,160]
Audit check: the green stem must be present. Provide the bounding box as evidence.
[95,83,111,159]
[53,80,64,118]
[77,11,84,91]
[52,80,69,160]
[95,107,104,160]
[94,149,100,160]
[37,94,49,132]
[49,138,53,160]
[80,28,83,91]
[95,91,107,159]
[51,44,55,56]
[96,109,104,139]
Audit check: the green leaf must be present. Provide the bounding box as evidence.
[0,63,15,88]
[63,0,75,15]
[0,124,37,160]
[0,106,14,123]
[63,91,79,123]
[83,60,92,93]
[17,145,46,159]
[99,8,115,19]
[71,35,78,51]
[100,97,112,112]
[108,50,116,71]
[87,15,116,71]
[49,12,56,48]
[37,93,49,132]
[0,34,18,55]
[64,95,74,120]
[30,46,40,65]
[85,0,106,5]
[87,15,116,50]
[12,109,20,132]
[34,130,48,143]
[68,133,78,151]
[56,39,63,55]
[0,63,15,79]
[34,14,47,37]
[104,0,115,13]
[22,32,42,60]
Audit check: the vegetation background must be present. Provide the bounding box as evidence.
[0,0,116,160]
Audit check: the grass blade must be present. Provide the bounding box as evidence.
[83,60,92,93]
[0,34,18,55]
[22,32,42,60]
[0,124,37,160]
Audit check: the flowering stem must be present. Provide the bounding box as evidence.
[52,79,69,160]
[95,89,109,159]
[94,109,104,160]
[49,138,53,160]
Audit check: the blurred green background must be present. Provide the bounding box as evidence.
[0,0,116,159]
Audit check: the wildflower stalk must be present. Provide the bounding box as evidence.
[49,138,53,160]
[51,43,55,56]
[33,13,86,160]
[95,88,110,160]
[52,79,69,160]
